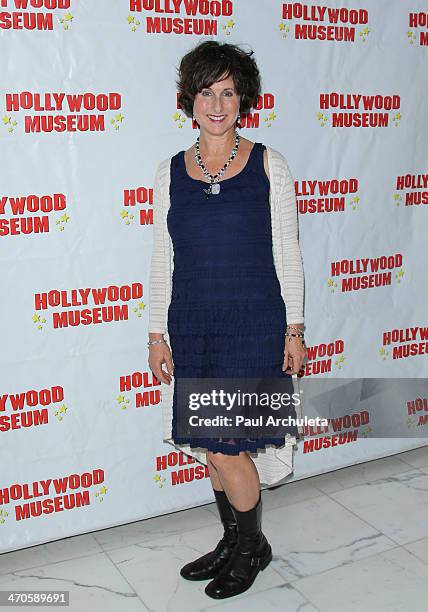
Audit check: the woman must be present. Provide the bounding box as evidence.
[148,40,307,600]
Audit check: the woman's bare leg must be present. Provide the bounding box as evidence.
[206,451,223,491]
[207,451,260,511]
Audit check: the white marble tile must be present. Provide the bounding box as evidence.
[403,536,428,565]
[262,494,396,582]
[0,533,102,576]
[304,455,413,495]
[201,582,320,611]
[395,445,428,468]
[260,479,325,511]
[94,505,219,552]
[293,546,428,612]
[0,551,148,611]
[418,465,428,476]
[107,524,286,611]
[330,469,428,545]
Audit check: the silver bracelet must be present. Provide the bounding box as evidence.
[147,339,166,348]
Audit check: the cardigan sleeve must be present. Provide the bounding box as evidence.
[278,158,305,325]
[148,162,168,334]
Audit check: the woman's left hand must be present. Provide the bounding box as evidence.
[283,336,307,375]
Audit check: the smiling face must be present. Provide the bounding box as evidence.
[193,73,241,136]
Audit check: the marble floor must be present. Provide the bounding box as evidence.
[1,446,428,611]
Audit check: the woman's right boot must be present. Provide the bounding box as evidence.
[180,489,238,581]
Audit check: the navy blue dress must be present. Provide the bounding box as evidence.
[167,142,298,455]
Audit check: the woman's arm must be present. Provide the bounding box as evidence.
[274,154,307,373]
[278,157,305,326]
[148,163,168,337]
[147,161,174,384]
[264,148,305,325]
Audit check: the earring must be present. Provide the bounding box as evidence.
[236,114,242,128]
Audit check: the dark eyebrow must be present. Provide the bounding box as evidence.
[202,86,235,92]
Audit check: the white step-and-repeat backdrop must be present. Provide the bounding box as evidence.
[1,0,427,553]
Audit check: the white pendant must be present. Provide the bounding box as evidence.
[211,183,220,195]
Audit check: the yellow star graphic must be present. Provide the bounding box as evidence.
[227,19,234,27]
[115,113,124,123]
[99,486,107,495]
[121,210,129,218]
[60,405,67,414]
[116,394,125,403]
[32,314,40,323]
[172,112,181,121]
[64,12,73,22]
[279,23,286,31]
[2,115,11,125]
[395,112,402,120]
[269,112,276,121]
[128,15,135,24]
[60,213,69,223]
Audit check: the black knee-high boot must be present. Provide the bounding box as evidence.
[180,489,238,581]
[204,491,272,599]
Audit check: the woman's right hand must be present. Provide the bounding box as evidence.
[148,342,174,385]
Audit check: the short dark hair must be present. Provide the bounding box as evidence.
[176,40,261,118]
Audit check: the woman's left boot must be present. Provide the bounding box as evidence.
[204,491,272,599]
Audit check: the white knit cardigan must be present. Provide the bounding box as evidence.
[148,145,305,486]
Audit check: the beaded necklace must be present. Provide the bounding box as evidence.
[194,130,241,198]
